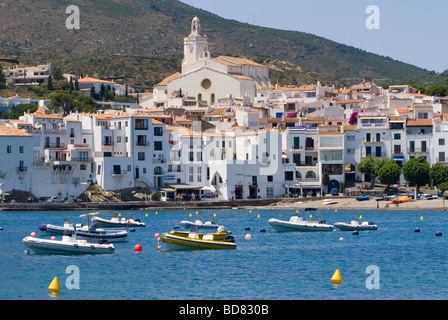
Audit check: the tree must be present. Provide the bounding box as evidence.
[437,181,448,211]
[426,85,448,97]
[378,161,402,190]
[0,64,6,89]
[51,66,64,81]
[47,75,53,90]
[74,78,79,91]
[322,172,330,192]
[69,77,74,92]
[357,155,377,188]
[402,157,430,196]
[429,163,448,187]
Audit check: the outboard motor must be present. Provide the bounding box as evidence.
[224,235,235,243]
[39,224,47,232]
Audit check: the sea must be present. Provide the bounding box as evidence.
[1,207,448,302]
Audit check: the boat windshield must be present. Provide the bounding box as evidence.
[188,226,200,239]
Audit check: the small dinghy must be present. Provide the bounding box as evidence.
[22,230,115,255]
[180,216,220,229]
[268,208,333,232]
[334,216,377,231]
[92,213,145,228]
[356,195,369,201]
[39,217,129,243]
[170,226,230,240]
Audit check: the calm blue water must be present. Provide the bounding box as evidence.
[1,207,448,300]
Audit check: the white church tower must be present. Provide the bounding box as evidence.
[182,17,210,74]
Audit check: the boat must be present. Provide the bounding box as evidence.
[158,227,236,250]
[323,201,338,206]
[170,225,230,240]
[22,230,115,255]
[425,195,438,200]
[356,195,369,201]
[268,208,333,232]
[385,195,398,201]
[180,216,220,229]
[334,216,378,231]
[92,214,145,228]
[373,196,384,201]
[390,196,411,204]
[39,217,129,243]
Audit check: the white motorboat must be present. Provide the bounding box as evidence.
[22,231,115,255]
[268,208,333,232]
[334,216,378,231]
[39,217,129,243]
[180,216,220,229]
[92,214,145,228]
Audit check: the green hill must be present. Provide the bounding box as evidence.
[0,0,441,91]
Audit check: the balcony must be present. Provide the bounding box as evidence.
[45,143,66,149]
[17,166,27,172]
[70,157,93,162]
[362,137,383,143]
[111,169,127,176]
[361,152,387,159]
[136,141,149,147]
[408,148,428,154]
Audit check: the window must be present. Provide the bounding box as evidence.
[439,139,445,146]
[201,78,212,90]
[19,146,24,153]
[154,141,163,151]
[45,137,50,148]
[293,153,301,166]
[135,119,148,130]
[127,165,132,171]
[113,165,121,175]
[394,133,401,140]
[267,175,273,182]
[117,136,121,143]
[347,135,356,141]
[284,171,294,181]
[154,127,163,136]
[137,135,147,146]
[80,164,86,170]
[97,165,101,175]
[266,187,274,198]
[138,152,145,161]
[394,145,402,154]
[440,152,446,162]
[293,137,300,149]
[305,171,316,179]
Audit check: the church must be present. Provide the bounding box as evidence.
[152,17,272,106]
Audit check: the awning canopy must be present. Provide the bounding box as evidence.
[167,184,202,190]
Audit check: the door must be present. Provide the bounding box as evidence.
[135,167,139,179]
[366,146,372,156]
[375,146,382,157]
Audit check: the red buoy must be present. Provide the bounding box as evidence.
[134,244,143,252]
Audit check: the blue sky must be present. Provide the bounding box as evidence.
[180,0,448,73]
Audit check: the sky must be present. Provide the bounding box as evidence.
[180,0,448,73]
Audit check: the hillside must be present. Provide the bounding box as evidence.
[0,0,441,90]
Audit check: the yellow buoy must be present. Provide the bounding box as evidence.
[420,216,424,221]
[309,214,313,219]
[335,209,338,213]
[213,213,216,218]
[196,211,198,215]
[257,214,260,218]
[145,213,148,217]
[189,213,192,217]
[249,210,252,213]
[48,277,60,293]
[359,215,362,220]
[118,213,121,217]
[155,211,158,215]
[331,269,342,285]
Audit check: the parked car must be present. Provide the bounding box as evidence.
[331,188,339,196]
[47,196,64,203]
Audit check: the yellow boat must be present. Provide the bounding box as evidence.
[170,228,230,241]
[159,227,236,250]
[390,196,411,204]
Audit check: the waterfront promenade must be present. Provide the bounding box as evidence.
[1,196,446,211]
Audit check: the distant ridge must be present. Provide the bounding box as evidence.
[0,0,440,90]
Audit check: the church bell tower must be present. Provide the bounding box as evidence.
[182,17,210,74]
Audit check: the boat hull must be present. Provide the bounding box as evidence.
[170,230,229,240]
[268,218,334,232]
[92,217,145,228]
[180,221,219,229]
[22,237,115,255]
[40,224,128,242]
[334,223,378,231]
[160,234,236,250]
